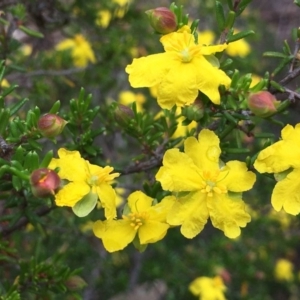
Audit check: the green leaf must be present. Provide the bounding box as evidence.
[227,30,254,43]
[215,1,226,30]
[18,25,44,38]
[72,192,97,217]
[263,51,287,58]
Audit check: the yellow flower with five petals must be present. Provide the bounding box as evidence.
[49,148,119,219]
[125,27,231,109]
[254,124,300,215]
[93,191,175,252]
[156,129,256,238]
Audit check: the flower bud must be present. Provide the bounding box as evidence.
[181,99,205,121]
[65,275,87,291]
[38,114,67,138]
[114,103,134,127]
[30,168,60,198]
[247,91,279,118]
[145,7,177,34]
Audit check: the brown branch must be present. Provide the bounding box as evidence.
[119,154,163,176]
[0,205,54,237]
[279,67,300,86]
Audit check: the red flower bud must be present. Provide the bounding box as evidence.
[38,114,67,138]
[145,7,177,34]
[30,168,60,198]
[247,91,279,118]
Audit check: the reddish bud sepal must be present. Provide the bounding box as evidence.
[38,114,67,138]
[145,7,177,34]
[30,168,60,197]
[247,91,280,118]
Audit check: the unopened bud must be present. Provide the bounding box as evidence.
[114,103,134,127]
[38,114,67,138]
[182,99,205,121]
[65,275,87,291]
[30,168,60,197]
[145,7,177,34]
[247,91,279,118]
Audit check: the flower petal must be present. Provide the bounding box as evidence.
[125,53,173,88]
[208,194,251,238]
[55,181,90,207]
[201,44,228,55]
[139,221,169,244]
[149,195,176,222]
[156,149,202,192]
[193,56,231,105]
[49,148,88,182]
[272,168,300,215]
[221,160,256,192]
[128,191,153,213]
[93,219,136,252]
[167,191,209,238]
[95,183,117,219]
[184,129,221,171]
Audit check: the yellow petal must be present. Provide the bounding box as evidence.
[93,220,136,252]
[193,56,231,104]
[254,140,300,173]
[95,184,117,219]
[156,149,203,192]
[125,53,174,88]
[272,168,300,215]
[55,182,90,207]
[221,160,256,192]
[128,191,153,213]
[50,148,88,182]
[138,221,169,244]
[149,195,176,222]
[157,61,201,109]
[201,44,228,55]
[167,191,209,238]
[208,194,251,238]
[184,129,221,171]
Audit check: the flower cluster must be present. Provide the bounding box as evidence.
[254,124,300,215]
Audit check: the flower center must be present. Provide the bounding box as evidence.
[200,170,227,197]
[180,48,192,63]
[88,166,120,186]
[123,212,148,230]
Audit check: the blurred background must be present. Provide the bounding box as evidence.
[1,0,300,299]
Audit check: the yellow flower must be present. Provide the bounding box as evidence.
[274,259,294,281]
[126,29,231,109]
[198,30,215,45]
[93,191,175,252]
[156,129,256,238]
[49,148,119,219]
[254,124,300,215]
[226,39,250,58]
[56,34,96,67]
[189,276,227,300]
[0,79,9,88]
[95,10,112,28]
[118,90,145,112]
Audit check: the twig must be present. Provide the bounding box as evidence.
[119,154,163,176]
[279,67,300,86]
[0,205,54,237]
[289,38,300,73]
